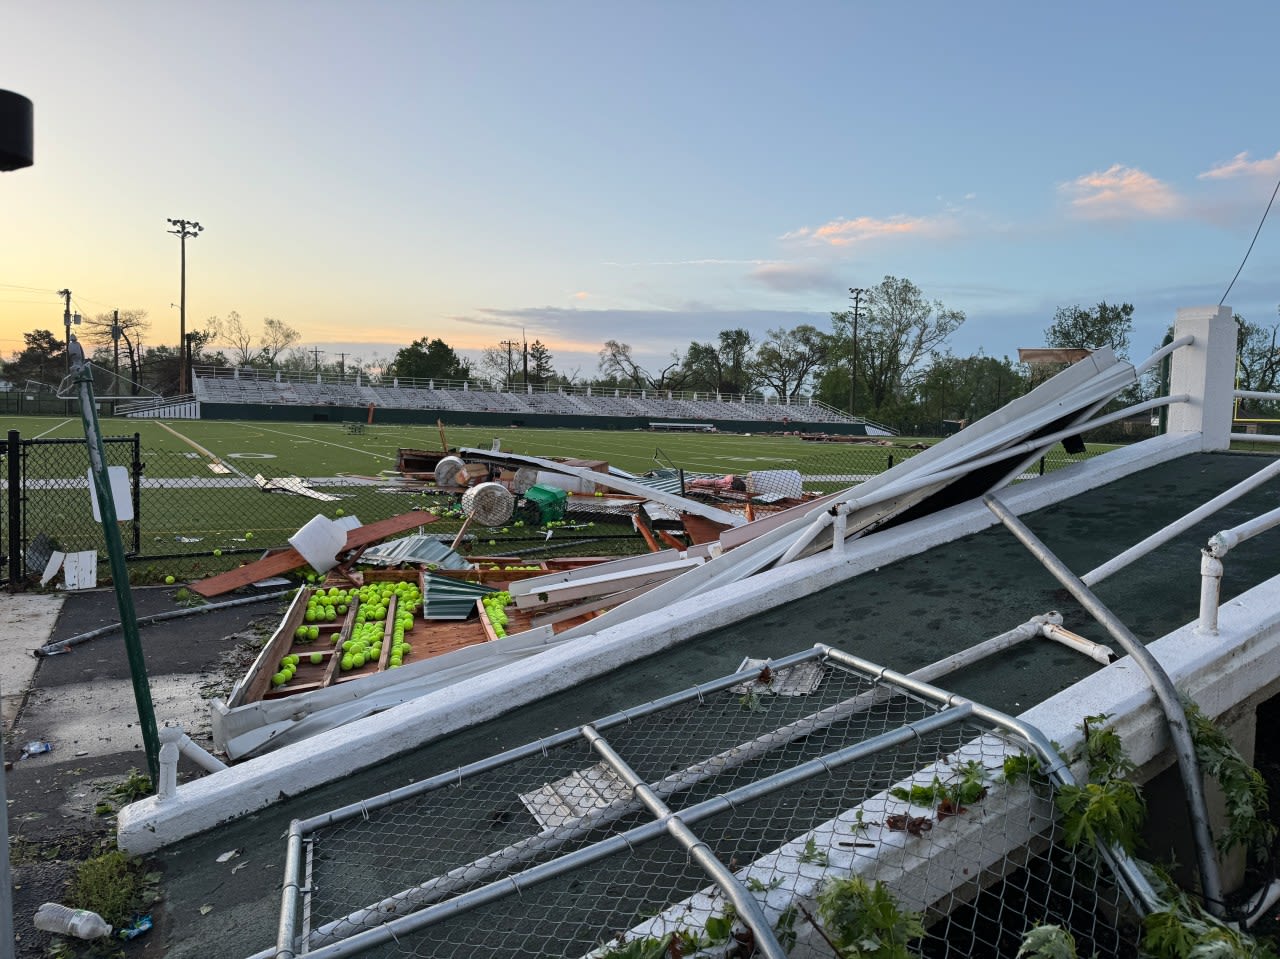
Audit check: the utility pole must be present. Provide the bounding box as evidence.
[848,287,868,417]
[309,346,324,371]
[166,218,203,394]
[499,338,517,389]
[57,288,76,375]
[521,329,529,388]
[336,352,348,378]
[112,309,120,382]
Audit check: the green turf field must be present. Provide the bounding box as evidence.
[4,413,1122,581]
[4,414,938,478]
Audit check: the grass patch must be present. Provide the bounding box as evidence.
[67,849,157,928]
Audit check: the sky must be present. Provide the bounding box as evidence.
[3,1,1280,384]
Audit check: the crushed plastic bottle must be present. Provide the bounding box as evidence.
[33,902,113,939]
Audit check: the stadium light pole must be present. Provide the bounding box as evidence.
[848,287,867,417]
[167,218,203,394]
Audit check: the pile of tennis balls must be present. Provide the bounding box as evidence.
[294,586,353,644]
[271,654,301,686]
[338,580,421,673]
[482,590,513,639]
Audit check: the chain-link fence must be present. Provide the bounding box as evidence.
[2,430,141,584]
[266,646,1145,959]
[2,426,1128,586]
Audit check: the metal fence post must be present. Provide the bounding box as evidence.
[131,432,142,556]
[6,429,20,586]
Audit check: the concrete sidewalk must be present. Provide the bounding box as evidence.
[1,594,62,731]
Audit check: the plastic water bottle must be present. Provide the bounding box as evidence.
[33,902,113,939]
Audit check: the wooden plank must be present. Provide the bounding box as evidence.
[192,510,436,597]
[378,595,397,671]
[241,590,309,705]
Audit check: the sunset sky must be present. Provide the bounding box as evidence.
[3,2,1279,380]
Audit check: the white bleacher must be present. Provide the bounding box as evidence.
[191,367,875,430]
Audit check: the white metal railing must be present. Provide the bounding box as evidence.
[1133,333,1194,377]
[1199,504,1280,633]
[1082,456,1280,587]
[1230,388,1280,445]
[189,364,869,424]
[191,363,820,408]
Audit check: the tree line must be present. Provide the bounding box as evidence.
[5,279,1278,431]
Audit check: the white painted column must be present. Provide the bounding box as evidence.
[1167,305,1237,450]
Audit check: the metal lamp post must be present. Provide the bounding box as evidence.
[166,218,203,394]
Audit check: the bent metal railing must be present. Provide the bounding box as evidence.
[256,646,1155,959]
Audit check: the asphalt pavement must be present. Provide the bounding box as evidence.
[3,584,288,959]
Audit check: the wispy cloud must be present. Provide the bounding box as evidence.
[602,258,766,268]
[572,291,590,300]
[749,261,842,294]
[782,214,951,247]
[1060,164,1182,219]
[1198,150,1280,180]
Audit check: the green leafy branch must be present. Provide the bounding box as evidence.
[1183,698,1277,862]
[813,875,925,959]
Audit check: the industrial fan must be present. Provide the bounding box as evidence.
[451,481,516,550]
[434,455,468,487]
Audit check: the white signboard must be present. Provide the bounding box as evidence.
[87,466,135,521]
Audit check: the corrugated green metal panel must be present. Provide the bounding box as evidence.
[362,536,471,568]
[421,573,495,620]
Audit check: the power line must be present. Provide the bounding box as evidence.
[1220,172,1280,306]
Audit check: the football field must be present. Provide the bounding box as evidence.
[4,414,931,479]
[5,413,1119,580]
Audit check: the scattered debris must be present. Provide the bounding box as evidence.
[254,474,341,501]
[40,549,98,590]
[191,510,437,598]
[215,849,241,863]
[118,914,153,940]
[20,740,54,759]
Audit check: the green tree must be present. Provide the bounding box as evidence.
[389,337,472,381]
[827,276,965,415]
[683,328,755,395]
[3,329,65,385]
[528,339,555,384]
[913,352,1028,429]
[1045,302,1134,359]
[1236,314,1280,419]
[753,324,830,400]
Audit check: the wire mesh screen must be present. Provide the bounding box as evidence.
[276,650,1143,959]
[7,423,1112,582]
[18,434,140,563]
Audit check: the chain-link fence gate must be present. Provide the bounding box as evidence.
[2,428,141,585]
[259,645,1153,959]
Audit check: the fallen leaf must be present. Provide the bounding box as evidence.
[215,849,241,863]
[199,905,213,916]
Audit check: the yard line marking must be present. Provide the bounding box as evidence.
[249,425,394,460]
[153,421,249,479]
[33,418,74,439]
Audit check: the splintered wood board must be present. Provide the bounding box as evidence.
[192,511,436,597]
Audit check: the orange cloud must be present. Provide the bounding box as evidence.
[1061,164,1181,219]
[782,214,946,247]
[573,291,590,300]
[1198,150,1280,180]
